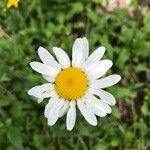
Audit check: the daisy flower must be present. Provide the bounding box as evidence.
[28,37,121,131]
[6,0,19,8]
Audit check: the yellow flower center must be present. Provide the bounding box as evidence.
[55,67,88,100]
[7,0,19,8]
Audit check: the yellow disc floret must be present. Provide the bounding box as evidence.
[7,0,19,8]
[55,67,88,100]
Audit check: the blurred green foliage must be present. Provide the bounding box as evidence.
[0,0,150,149]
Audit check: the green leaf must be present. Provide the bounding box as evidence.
[108,87,135,99]
[141,102,150,116]
[0,95,15,107]
[116,48,130,69]
[0,98,12,107]
[111,138,119,147]
[7,127,23,149]
[124,131,134,143]
[112,107,121,119]
[143,11,150,32]
[66,2,84,19]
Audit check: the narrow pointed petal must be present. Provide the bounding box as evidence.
[42,75,55,83]
[85,98,107,117]
[93,89,116,106]
[44,96,58,118]
[38,46,55,64]
[48,99,64,126]
[37,98,43,103]
[99,101,112,114]
[72,37,89,67]
[90,74,121,89]
[27,83,54,100]
[91,95,112,114]
[82,37,89,59]
[30,62,58,77]
[38,46,61,71]
[77,99,97,126]
[66,101,76,131]
[82,46,106,69]
[53,47,70,68]
[85,60,113,80]
[59,100,69,117]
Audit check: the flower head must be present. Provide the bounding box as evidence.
[28,37,121,131]
[7,0,19,8]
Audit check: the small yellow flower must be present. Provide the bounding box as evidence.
[6,0,19,8]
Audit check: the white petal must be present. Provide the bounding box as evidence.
[85,60,113,80]
[66,101,76,131]
[82,37,89,59]
[82,46,106,69]
[30,62,58,77]
[53,47,70,68]
[85,98,107,117]
[88,93,112,114]
[28,84,50,95]
[44,96,58,118]
[59,100,69,117]
[38,46,61,71]
[93,89,116,106]
[37,98,43,103]
[91,95,111,114]
[99,101,112,114]
[90,74,121,89]
[72,37,89,67]
[42,75,54,83]
[77,99,97,126]
[38,46,54,64]
[48,90,58,97]
[48,99,64,126]
[28,83,54,100]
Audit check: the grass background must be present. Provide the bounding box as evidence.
[0,0,150,149]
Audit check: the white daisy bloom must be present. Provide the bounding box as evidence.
[28,37,121,131]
